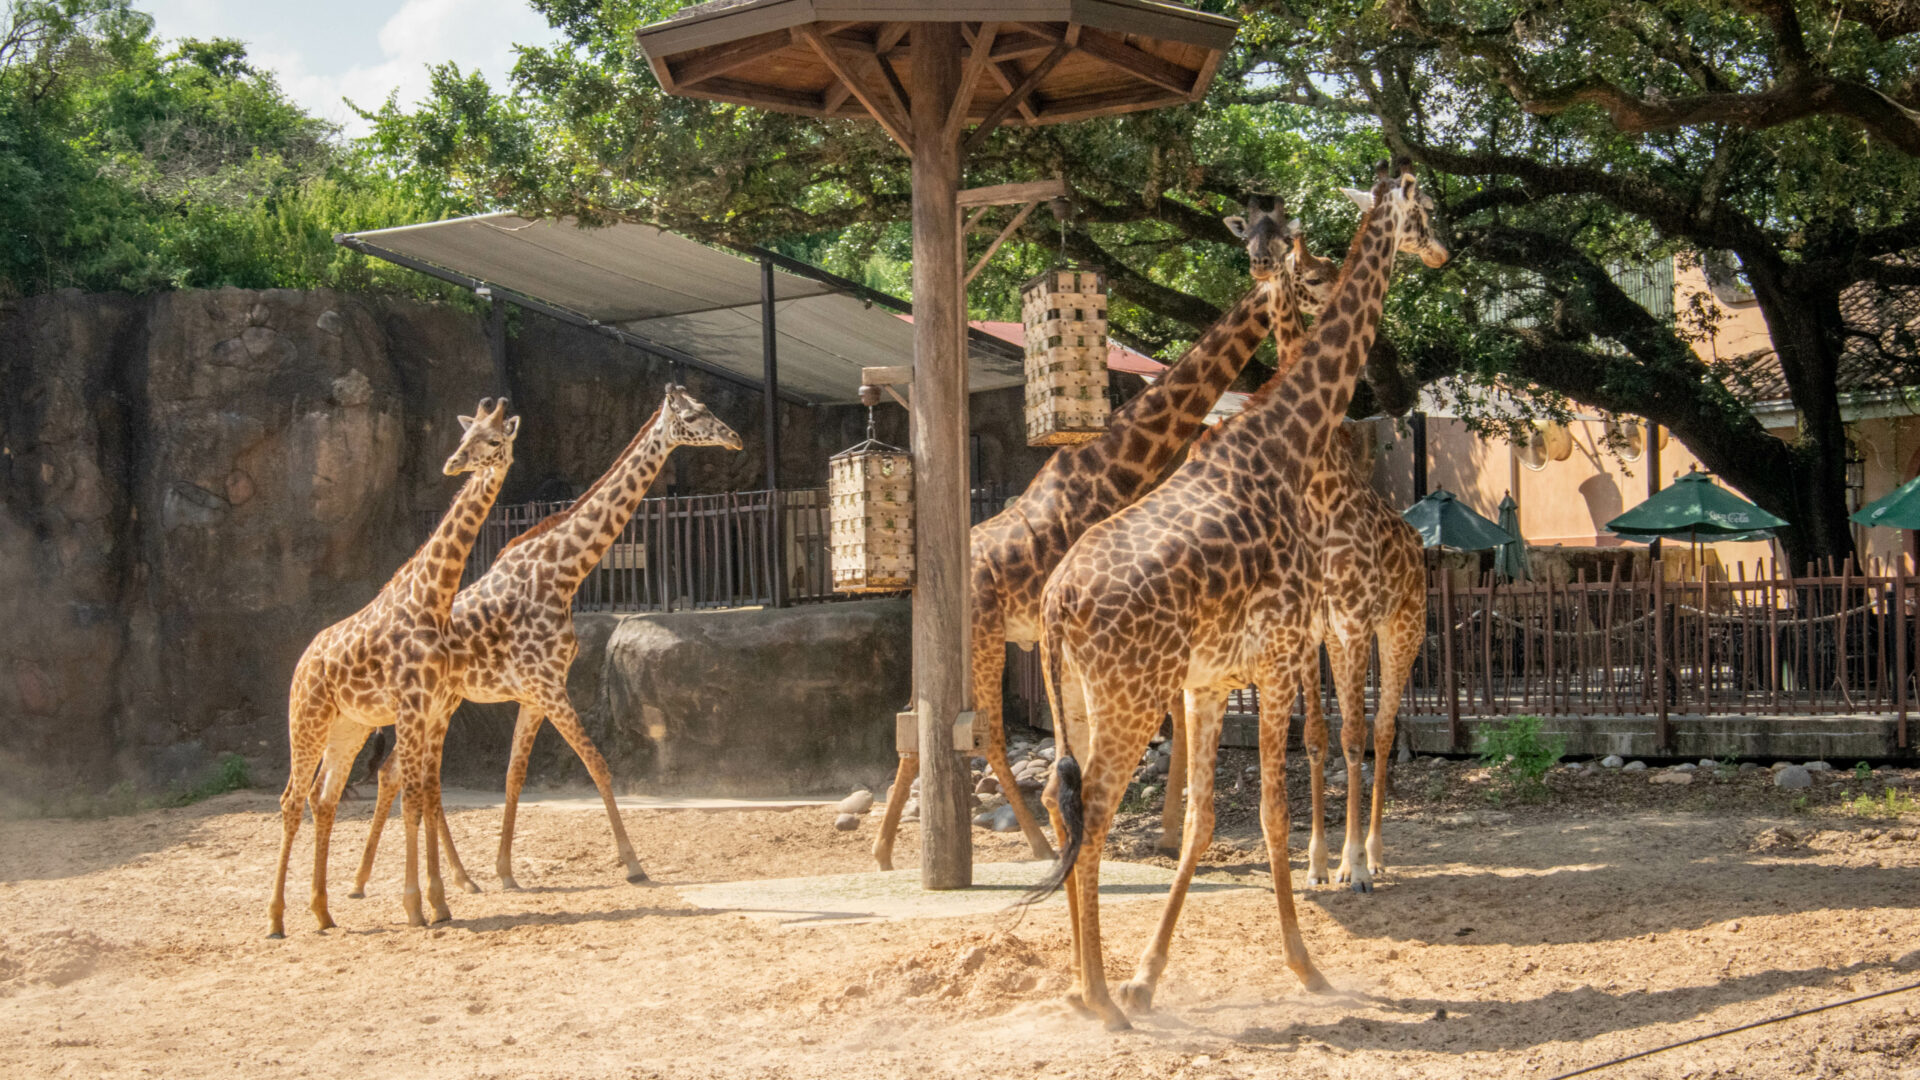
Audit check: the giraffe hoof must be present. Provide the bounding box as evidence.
[626,869,650,885]
[1349,878,1373,894]
[458,880,482,895]
[267,931,285,940]
[1306,870,1330,886]
[498,877,522,892]
[346,890,365,900]
[1115,980,1155,1014]
[1064,992,1096,1019]
[1101,1011,1134,1032]
[1299,968,1332,994]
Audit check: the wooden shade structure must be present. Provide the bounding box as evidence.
[637,0,1235,890]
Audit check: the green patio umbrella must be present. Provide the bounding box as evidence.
[1851,475,1920,530]
[1494,493,1532,580]
[1403,488,1517,551]
[1605,469,1787,541]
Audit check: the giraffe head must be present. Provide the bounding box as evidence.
[1221,195,1295,281]
[1288,233,1340,315]
[658,384,744,451]
[1340,160,1450,268]
[443,397,520,475]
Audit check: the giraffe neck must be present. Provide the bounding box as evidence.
[401,463,509,615]
[503,412,674,598]
[1213,193,1401,500]
[1064,277,1282,502]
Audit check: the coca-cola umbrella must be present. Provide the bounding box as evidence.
[1606,468,1786,545]
[1402,488,1517,552]
[1851,474,1920,531]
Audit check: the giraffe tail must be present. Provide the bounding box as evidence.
[362,726,394,783]
[1020,622,1085,907]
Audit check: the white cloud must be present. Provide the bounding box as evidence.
[140,0,554,136]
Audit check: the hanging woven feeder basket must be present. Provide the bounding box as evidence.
[828,436,914,593]
[1021,266,1110,447]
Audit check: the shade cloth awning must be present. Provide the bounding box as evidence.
[335,213,1026,404]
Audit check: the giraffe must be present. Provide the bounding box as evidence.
[1032,161,1447,1029]
[347,385,743,895]
[870,196,1329,870]
[269,398,521,937]
[1154,231,1428,890]
[1297,425,1426,892]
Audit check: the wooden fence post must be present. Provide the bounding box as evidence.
[1653,558,1670,752]
[1441,563,1460,751]
[1898,552,1910,750]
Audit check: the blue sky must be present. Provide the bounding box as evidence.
[139,0,556,135]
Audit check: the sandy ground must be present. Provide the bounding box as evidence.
[5,759,1920,1079]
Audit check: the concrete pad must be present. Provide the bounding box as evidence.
[436,787,836,813]
[678,861,1255,927]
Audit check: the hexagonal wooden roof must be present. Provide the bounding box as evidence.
[635,0,1236,139]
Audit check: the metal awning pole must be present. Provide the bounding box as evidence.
[761,256,785,608]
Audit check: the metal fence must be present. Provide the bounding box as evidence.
[435,484,1017,614]
[1412,558,1915,748]
[1008,558,1920,748]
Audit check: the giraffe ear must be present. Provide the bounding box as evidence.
[1339,187,1374,213]
[457,414,476,432]
[1222,215,1249,239]
[501,416,520,439]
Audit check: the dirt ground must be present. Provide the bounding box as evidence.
[6,757,1920,1079]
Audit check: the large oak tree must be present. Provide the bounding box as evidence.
[364,0,1920,567]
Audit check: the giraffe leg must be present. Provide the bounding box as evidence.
[871,752,915,872]
[539,688,647,883]
[1154,697,1187,858]
[978,639,1053,860]
[496,704,545,890]
[1368,595,1425,876]
[308,722,370,932]
[1302,656,1331,886]
[1257,658,1328,992]
[1068,716,1154,1032]
[420,708,454,924]
[270,679,332,938]
[436,796,479,894]
[349,751,398,899]
[396,721,427,928]
[1040,751,1092,1019]
[1120,689,1226,1014]
[1327,633,1374,893]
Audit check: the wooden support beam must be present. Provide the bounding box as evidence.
[862,365,912,385]
[945,21,997,142]
[669,28,794,87]
[798,24,911,151]
[961,23,1037,123]
[965,201,1039,287]
[957,178,1069,207]
[965,38,1071,152]
[1075,26,1199,95]
[908,20,971,890]
[683,78,829,115]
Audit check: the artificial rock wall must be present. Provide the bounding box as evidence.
[0,287,1035,798]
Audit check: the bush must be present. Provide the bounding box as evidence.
[1477,715,1565,798]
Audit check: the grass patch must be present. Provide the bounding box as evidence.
[14,753,252,819]
[1847,786,1920,819]
[1477,715,1565,801]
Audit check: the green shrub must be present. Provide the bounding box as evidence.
[1477,715,1565,798]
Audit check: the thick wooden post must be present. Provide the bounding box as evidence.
[1440,562,1460,750]
[760,257,786,608]
[910,22,971,889]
